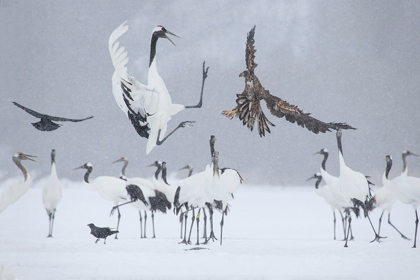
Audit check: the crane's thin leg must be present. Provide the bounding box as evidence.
[47,211,52,238]
[413,210,419,248]
[115,207,121,239]
[179,210,189,244]
[333,211,337,240]
[196,209,201,245]
[378,211,384,236]
[185,61,209,109]
[350,224,355,241]
[95,238,100,244]
[220,211,225,245]
[344,215,352,248]
[144,210,147,238]
[139,211,143,238]
[156,121,195,146]
[367,212,387,243]
[187,208,195,245]
[388,212,410,240]
[50,210,56,237]
[104,238,107,245]
[203,204,217,244]
[110,201,135,216]
[180,212,184,239]
[152,211,156,238]
[339,211,346,241]
[202,208,208,240]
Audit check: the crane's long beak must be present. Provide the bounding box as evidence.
[409,151,419,157]
[164,30,181,46]
[23,154,37,162]
[112,157,125,164]
[306,175,317,181]
[313,150,322,155]
[147,162,156,168]
[73,165,85,170]
[179,165,189,171]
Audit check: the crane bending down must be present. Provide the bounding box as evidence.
[0,153,36,214]
[222,26,355,137]
[109,21,209,154]
[42,149,62,237]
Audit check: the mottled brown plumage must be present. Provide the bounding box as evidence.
[222,26,355,137]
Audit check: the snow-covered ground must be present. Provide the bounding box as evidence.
[0,181,419,279]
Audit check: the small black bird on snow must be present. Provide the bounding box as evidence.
[87,223,119,244]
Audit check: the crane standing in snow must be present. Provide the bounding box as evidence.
[42,149,62,238]
[314,149,346,240]
[112,158,171,238]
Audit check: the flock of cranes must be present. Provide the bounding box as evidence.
[310,130,420,248]
[2,21,419,250]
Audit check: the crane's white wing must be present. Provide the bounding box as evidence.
[109,21,157,136]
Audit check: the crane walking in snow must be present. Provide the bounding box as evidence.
[382,155,420,248]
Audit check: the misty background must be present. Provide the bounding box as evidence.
[1,0,419,186]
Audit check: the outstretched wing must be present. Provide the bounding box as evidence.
[264,92,355,134]
[13,102,45,118]
[47,115,93,123]
[109,21,155,138]
[223,25,355,137]
[13,102,93,123]
[245,25,257,72]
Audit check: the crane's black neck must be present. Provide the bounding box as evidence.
[402,153,408,173]
[321,152,329,170]
[155,165,162,180]
[121,160,128,177]
[336,133,343,156]
[84,167,92,184]
[385,157,392,180]
[162,165,169,185]
[210,136,216,158]
[315,176,322,189]
[51,151,55,165]
[149,34,159,67]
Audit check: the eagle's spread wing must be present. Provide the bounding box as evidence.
[263,92,354,134]
[245,25,257,72]
[222,25,355,137]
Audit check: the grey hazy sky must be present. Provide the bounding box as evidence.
[1,0,420,185]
